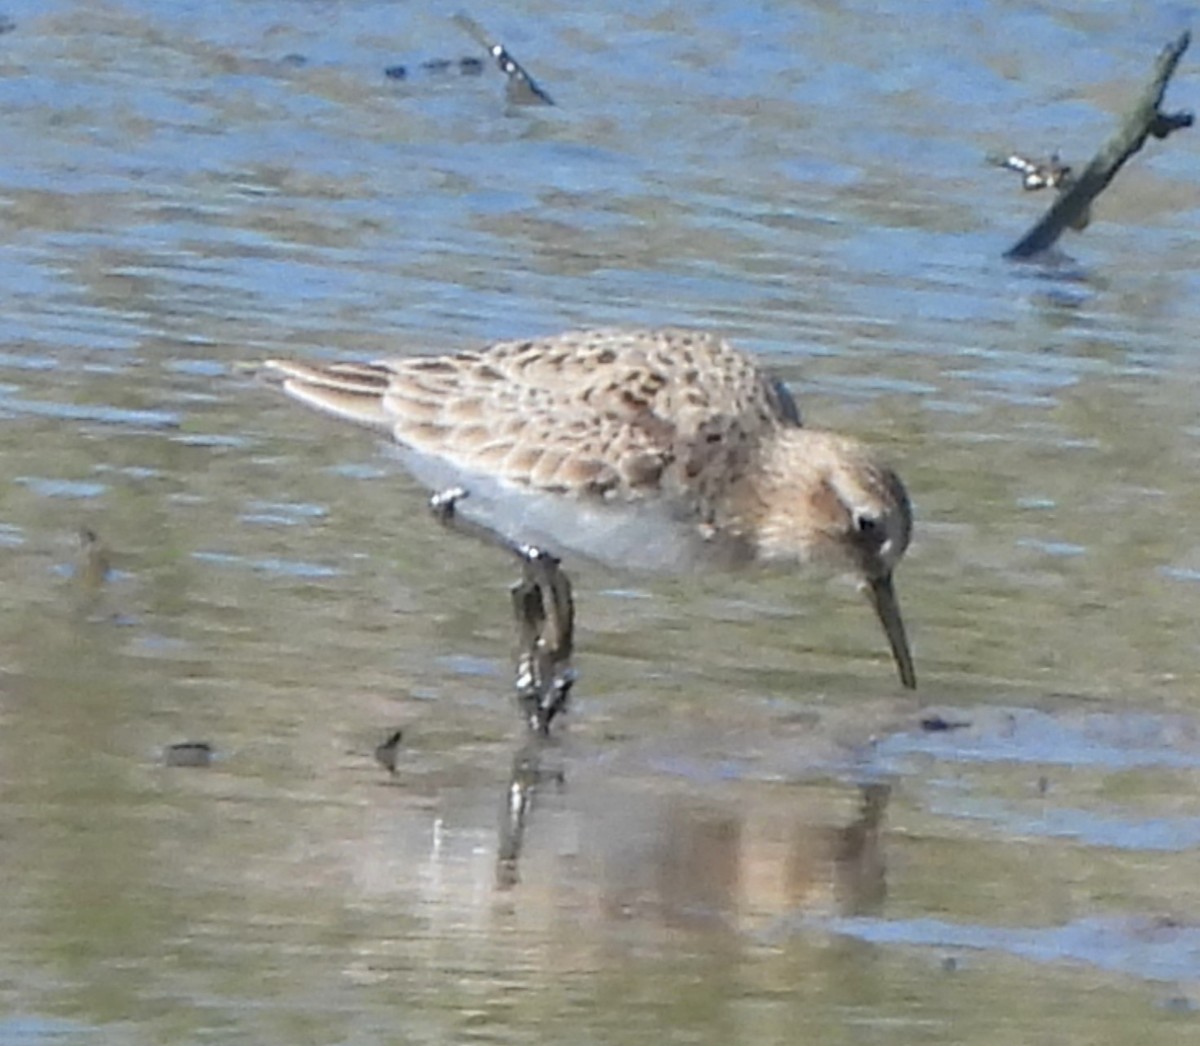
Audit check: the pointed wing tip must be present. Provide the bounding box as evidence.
[259,358,321,383]
[257,359,397,431]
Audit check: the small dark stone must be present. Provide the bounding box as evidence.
[919,714,970,732]
[459,56,484,76]
[165,741,213,768]
[421,58,453,74]
[383,64,408,81]
[374,729,404,775]
[278,53,308,68]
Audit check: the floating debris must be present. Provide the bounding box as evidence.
[374,729,404,775]
[919,713,971,733]
[452,12,554,106]
[165,741,214,768]
[384,55,489,83]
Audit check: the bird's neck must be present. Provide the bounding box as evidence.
[719,428,852,566]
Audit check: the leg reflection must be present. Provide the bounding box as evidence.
[495,736,566,890]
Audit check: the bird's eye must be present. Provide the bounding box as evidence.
[854,514,882,540]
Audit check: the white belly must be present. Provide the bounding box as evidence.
[388,444,749,573]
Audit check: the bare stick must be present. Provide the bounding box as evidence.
[1005,31,1193,260]
[453,12,554,106]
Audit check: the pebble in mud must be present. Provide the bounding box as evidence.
[164,741,214,768]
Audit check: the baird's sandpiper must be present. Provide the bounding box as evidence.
[264,327,916,730]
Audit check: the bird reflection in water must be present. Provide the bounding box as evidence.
[490,737,889,924]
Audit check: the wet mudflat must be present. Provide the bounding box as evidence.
[1,1,1200,1042]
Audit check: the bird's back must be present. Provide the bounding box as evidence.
[271,328,798,498]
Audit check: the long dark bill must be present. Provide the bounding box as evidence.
[864,573,917,690]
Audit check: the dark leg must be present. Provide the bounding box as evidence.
[510,546,575,733]
[430,487,576,732]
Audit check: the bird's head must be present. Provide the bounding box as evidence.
[752,429,916,689]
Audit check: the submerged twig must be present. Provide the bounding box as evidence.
[1004,31,1193,260]
[453,12,554,106]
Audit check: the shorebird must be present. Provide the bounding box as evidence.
[263,327,916,731]
[989,151,1092,231]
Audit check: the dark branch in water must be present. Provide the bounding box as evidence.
[1004,31,1193,260]
[453,12,555,106]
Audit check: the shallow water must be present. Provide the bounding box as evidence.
[2,0,1200,1041]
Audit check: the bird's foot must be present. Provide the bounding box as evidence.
[429,485,469,525]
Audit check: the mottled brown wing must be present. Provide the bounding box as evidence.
[376,328,797,503]
[267,328,798,504]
